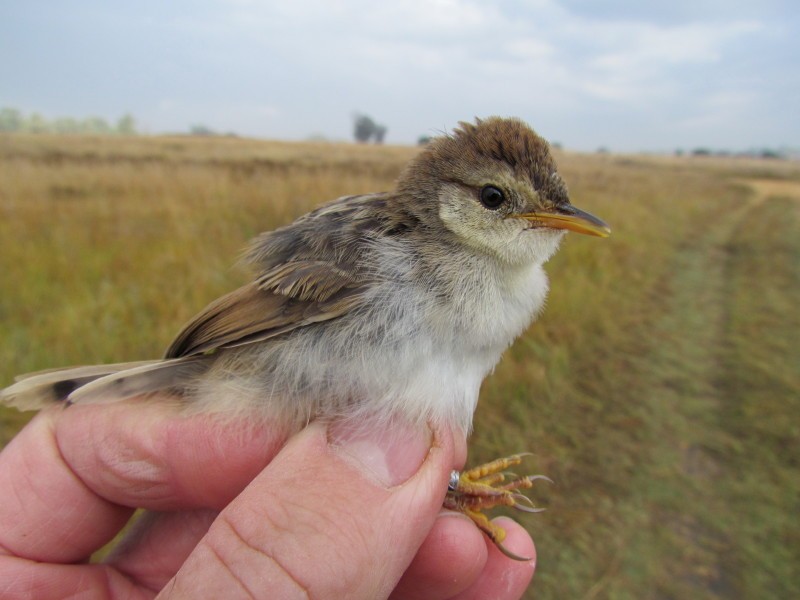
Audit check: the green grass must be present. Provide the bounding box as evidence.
[714,195,800,597]
[1,133,798,598]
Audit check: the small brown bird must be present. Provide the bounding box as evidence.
[1,117,610,559]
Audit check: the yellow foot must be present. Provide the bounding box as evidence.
[443,453,551,561]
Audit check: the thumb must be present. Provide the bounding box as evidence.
[160,419,454,599]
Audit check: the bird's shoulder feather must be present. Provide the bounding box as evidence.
[166,193,412,359]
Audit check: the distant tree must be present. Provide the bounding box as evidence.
[82,117,112,134]
[353,114,376,143]
[692,148,711,156]
[353,113,388,144]
[418,135,431,146]
[760,149,782,159]
[189,124,215,136]
[52,117,80,134]
[0,107,23,132]
[26,113,48,133]
[374,124,387,144]
[116,113,136,135]
[0,107,142,135]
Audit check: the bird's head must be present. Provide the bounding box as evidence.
[398,117,610,265]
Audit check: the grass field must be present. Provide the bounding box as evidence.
[1,133,798,598]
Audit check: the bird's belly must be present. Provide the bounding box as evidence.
[192,263,547,433]
[192,321,495,433]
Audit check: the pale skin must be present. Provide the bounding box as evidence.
[0,398,535,599]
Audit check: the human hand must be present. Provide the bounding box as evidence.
[0,400,535,599]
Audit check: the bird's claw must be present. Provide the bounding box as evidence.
[444,453,550,561]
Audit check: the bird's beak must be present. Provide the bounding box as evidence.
[514,204,611,238]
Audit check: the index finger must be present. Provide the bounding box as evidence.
[0,400,286,563]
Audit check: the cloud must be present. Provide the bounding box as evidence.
[676,90,759,130]
[569,19,764,104]
[220,0,503,37]
[2,0,794,149]
[165,1,766,113]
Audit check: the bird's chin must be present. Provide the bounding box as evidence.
[530,228,566,262]
[498,227,565,265]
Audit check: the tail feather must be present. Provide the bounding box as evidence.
[12,361,157,383]
[68,356,214,405]
[1,357,214,411]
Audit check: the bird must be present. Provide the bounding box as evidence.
[1,116,610,559]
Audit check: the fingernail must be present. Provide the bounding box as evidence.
[328,419,432,487]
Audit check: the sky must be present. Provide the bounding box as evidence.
[1,0,798,152]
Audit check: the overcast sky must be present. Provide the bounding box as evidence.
[1,1,798,152]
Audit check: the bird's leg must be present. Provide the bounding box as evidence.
[443,453,550,561]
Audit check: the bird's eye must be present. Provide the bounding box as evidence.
[480,185,505,210]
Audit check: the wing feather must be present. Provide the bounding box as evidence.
[165,261,367,359]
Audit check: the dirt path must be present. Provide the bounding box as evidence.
[739,178,800,203]
[617,177,799,598]
[624,176,800,599]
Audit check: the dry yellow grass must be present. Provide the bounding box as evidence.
[1,133,798,598]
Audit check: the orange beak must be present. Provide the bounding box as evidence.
[515,205,611,237]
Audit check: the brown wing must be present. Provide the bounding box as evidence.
[165,260,366,359]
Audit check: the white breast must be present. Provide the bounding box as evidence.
[193,243,552,434]
[355,246,551,432]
